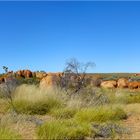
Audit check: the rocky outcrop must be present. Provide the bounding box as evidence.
[16,70,33,78]
[40,73,63,88]
[101,80,117,89]
[35,72,47,79]
[117,78,128,88]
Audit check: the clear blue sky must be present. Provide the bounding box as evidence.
[0,1,140,73]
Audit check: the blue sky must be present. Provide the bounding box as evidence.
[0,1,140,73]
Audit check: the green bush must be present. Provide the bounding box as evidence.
[13,98,63,115]
[0,127,21,139]
[74,106,127,123]
[37,119,92,139]
[50,108,78,119]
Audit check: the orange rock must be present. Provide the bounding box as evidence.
[35,72,47,79]
[117,78,128,88]
[16,70,24,77]
[101,80,117,89]
[134,73,140,76]
[23,70,33,78]
[40,73,63,88]
[128,82,140,89]
[16,70,33,78]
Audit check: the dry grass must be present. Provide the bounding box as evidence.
[13,84,66,102]
[10,120,36,139]
[124,103,140,115]
[0,99,9,114]
[0,127,21,139]
[0,113,34,139]
[11,85,66,114]
[1,84,140,139]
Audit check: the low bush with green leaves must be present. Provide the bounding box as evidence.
[74,106,127,123]
[37,119,93,139]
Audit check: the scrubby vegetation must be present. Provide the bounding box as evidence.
[17,77,40,85]
[11,85,65,115]
[37,119,92,139]
[74,106,127,123]
[1,76,140,139]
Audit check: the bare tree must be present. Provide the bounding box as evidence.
[60,58,95,94]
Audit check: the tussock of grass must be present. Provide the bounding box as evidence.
[125,94,140,104]
[0,127,21,139]
[50,107,78,119]
[13,99,63,115]
[74,106,127,123]
[115,92,140,104]
[37,119,92,139]
[12,85,65,115]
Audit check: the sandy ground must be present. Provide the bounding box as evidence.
[122,114,140,139]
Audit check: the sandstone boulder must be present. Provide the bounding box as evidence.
[23,70,33,78]
[101,80,117,89]
[117,78,128,88]
[16,70,23,77]
[35,72,47,79]
[40,73,62,88]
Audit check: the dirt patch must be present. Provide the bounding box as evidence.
[122,114,140,139]
[10,121,36,139]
